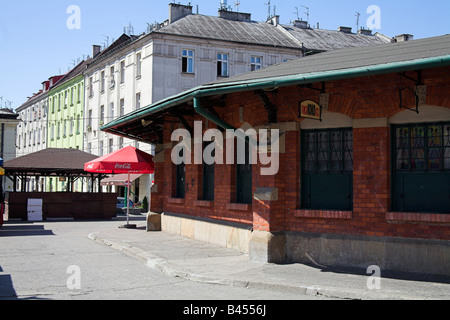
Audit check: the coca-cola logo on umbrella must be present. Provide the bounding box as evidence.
[115,163,132,170]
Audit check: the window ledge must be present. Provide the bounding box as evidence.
[226,203,251,211]
[168,198,185,204]
[292,209,353,220]
[386,212,450,224]
[194,200,213,208]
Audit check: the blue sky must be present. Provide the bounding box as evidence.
[0,0,449,111]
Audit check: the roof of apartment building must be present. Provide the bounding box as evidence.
[50,58,92,91]
[101,34,450,143]
[155,11,390,51]
[86,4,391,70]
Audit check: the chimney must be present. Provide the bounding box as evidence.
[218,9,251,21]
[358,28,372,36]
[293,20,308,29]
[395,34,414,42]
[267,15,280,26]
[92,45,101,58]
[338,26,352,33]
[169,2,193,24]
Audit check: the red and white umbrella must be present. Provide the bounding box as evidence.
[84,146,154,228]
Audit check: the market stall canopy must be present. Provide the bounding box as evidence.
[100,174,143,186]
[84,146,154,174]
[4,148,99,176]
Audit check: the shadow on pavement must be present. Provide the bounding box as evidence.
[0,224,55,237]
[282,261,450,285]
[0,273,17,300]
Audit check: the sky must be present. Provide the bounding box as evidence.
[0,0,449,111]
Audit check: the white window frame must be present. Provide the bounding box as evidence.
[217,53,229,77]
[251,56,262,71]
[182,49,194,73]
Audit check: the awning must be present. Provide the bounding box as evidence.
[100,174,143,186]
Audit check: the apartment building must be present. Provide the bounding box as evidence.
[85,2,389,202]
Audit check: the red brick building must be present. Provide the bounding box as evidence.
[103,35,450,276]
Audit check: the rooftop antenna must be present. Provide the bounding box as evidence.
[124,22,134,35]
[102,35,110,47]
[294,7,300,20]
[234,0,240,12]
[302,5,310,23]
[265,0,271,20]
[355,12,361,31]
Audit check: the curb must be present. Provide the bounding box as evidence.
[87,232,437,300]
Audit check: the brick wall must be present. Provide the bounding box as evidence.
[151,66,450,241]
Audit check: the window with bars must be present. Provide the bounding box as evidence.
[301,128,353,210]
[392,122,450,213]
[395,123,450,172]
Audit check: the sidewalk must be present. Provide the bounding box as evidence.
[88,220,450,300]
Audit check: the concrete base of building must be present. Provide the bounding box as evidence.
[284,232,450,277]
[249,230,286,263]
[161,212,252,253]
[160,213,449,277]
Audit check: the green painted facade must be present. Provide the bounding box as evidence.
[46,73,85,192]
[47,75,84,149]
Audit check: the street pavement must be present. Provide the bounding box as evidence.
[89,214,450,300]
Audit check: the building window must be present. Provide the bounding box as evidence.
[301,128,353,210]
[88,110,93,129]
[71,87,74,105]
[136,52,142,77]
[251,56,262,71]
[70,118,74,136]
[109,138,114,153]
[51,124,54,141]
[217,53,229,77]
[236,138,252,204]
[110,102,115,120]
[120,99,125,116]
[99,140,104,157]
[174,148,186,199]
[120,61,125,84]
[202,142,215,201]
[100,105,105,125]
[76,115,80,134]
[182,49,194,73]
[110,66,115,89]
[392,122,450,213]
[57,122,61,139]
[77,84,81,102]
[136,93,141,110]
[89,77,94,98]
[101,71,105,93]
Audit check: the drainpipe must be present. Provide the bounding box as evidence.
[193,96,235,130]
